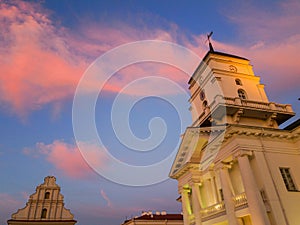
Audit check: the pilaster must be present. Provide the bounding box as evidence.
[236,152,271,225]
[181,187,193,225]
[254,151,288,225]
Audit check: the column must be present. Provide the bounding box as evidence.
[212,176,220,202]
[181,187,192,225]
[238,154,271,225]
[209,176,218,204]
[204,179,214,206]
[191,183,202,225]
[219,166,239,225]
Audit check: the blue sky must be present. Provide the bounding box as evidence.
[0,1,300,225]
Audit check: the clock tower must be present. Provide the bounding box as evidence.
[188,49,293,128]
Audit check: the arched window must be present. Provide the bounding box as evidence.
[202,100,208,108]
[200,90,205,101]
[45,192,50,199]
[238,89,247,99]
[235,78,242,86]
[41,208,47,219]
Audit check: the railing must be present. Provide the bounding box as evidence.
[222,96,293,113]
[200,202,225,219]
[192,96,293,126]
[200,192,248,220]
[233,192,248,208]
[241,99,270,110]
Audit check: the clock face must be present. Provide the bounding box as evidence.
[229,65,237,73]
[200,90,205,101]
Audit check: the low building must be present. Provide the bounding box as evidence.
[122,211,183,225]
[7,176,76,225]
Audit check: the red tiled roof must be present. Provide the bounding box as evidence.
[123,214,183,223]
[136,214,183,220]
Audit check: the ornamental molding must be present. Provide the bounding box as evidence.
[233,150,253,159]
[222,126,299,144]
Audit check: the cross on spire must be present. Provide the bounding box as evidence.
[207,31,214,52]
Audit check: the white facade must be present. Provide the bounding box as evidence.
[170,49,300,225]
[8,176,76,225]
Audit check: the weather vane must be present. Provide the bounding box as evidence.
[206,31,214,52]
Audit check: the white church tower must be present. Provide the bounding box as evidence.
[170,41,300,225]
[8,176,76,225]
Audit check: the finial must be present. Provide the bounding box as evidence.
[207,31,214,52]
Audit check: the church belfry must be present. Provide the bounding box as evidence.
[7,176,76,225]
[170,45,300,225]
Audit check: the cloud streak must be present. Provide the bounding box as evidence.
[100,189,113,208]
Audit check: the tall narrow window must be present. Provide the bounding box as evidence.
[238,89,247,99]
[41,208,47,219]
[45,192,50,199]
[219,189,224,201]
[202,100,208,109]
[235,79,242,86]
[280,167,297,191]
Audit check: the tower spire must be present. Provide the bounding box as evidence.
[207,31,214,52]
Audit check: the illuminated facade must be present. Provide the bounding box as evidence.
[170,48,300,225]
[7,176,76,225]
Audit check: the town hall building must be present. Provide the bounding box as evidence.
[169,44,300,225]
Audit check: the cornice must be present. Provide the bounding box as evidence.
[170,162,202,180]
[211,68,259,80]
[222,125,300,144]
[170,124,300,179]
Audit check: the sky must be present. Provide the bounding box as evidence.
[0,0,300,225]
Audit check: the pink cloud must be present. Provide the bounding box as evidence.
[0,1,197,117]
[24,140,107,179]
[1,0,299,118]
[0,1,88,117]
[100,189,113,208]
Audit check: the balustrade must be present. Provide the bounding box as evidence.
[200,192,247,219]
[220,97,291,112]
[200,202,225,219]
[233,192,248,208]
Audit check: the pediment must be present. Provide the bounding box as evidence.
[169,127,209,178]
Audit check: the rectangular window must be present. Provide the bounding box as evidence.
[279,167,297,191]
[219,189,224,201]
